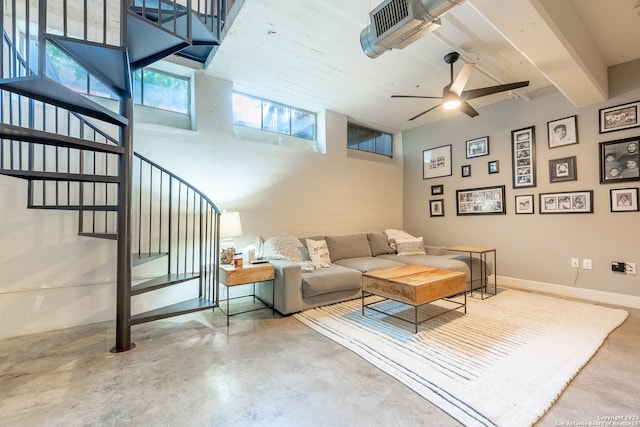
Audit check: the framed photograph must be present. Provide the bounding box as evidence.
[599,101,640,133]
[466,136,489,158]
[548,115,578,148]
[549,156,577,183]
[423,145,452,180]
[515,194,534,214]
[430,199,445,217]
[599,137,640,184]
[456,185,506,216]
[488,160,499,174]
[610,188,639,212]
[539,190,593,214]
[461,165,471,177]
[431,184,443,195]
[511,126,536,189]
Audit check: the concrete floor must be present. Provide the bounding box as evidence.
[1,292,639,427]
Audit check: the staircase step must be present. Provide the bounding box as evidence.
[130,297,215,325]
[132,252,168,266]
[78,232,118,240]
[127,11,190,70]
[131,272,200,295]
[174,12,220,67]
[45,35,131,97]
[28,204,118,212]
[0,123,123,154]
[0,76,128,126]
[0,170,119,183]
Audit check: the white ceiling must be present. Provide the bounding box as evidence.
[204,0,640,133]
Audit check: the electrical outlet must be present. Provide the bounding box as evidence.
[627,263,637,275]
[583,259,592,270]
[571,258,579,268]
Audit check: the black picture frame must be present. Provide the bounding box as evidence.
[610,188,639,212]
[423,145,453,180]
[430,199,444,217]
[599,137,640,184]
[488,160,499,174]
[599,101,640,133]
[549,156,577,183]
[431,184,443,195]
[511,126,536,189]
[515,194,534,214]
[462,164,471,177]
[539,190,593,214]
[456,185,506,216]
[466,136,489,158]
[547,115,578,148]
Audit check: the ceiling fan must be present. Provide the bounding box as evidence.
[391,52,530,121]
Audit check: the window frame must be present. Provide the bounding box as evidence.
[347,122,393,157]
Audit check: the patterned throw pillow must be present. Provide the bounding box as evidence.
[261,235,310,262]
[383,228,418,251]
[395,237,426,256]
[306,239,331,264]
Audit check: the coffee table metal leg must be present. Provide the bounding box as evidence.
[415,306,418,333]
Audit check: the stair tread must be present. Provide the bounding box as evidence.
[0,170,119,183]
[127,12,189,70]
[0,76,128,126]
[132,252,168,266]
[78,232,117,240]
[0,123,123,154]
[131,272,200,295]
[130,297,215,325]
[45,35,131,97]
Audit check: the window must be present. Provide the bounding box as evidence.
[232,92,316,140]
[347,123,392,157]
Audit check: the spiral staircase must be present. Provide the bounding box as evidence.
[0,0,230,351]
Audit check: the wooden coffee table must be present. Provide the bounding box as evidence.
[361,265,466,332]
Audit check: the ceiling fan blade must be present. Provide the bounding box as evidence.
[408,104,441,121]
[458,101,479,118]
[461,81,529,100]
[450,63,475,95]
[391,95,443,100]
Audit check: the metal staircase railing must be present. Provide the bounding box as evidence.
[1,0,227,351]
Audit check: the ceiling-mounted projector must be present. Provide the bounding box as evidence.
[360,0,465,59]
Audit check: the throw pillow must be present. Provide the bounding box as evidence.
[383,228,418,251]
[367,233,395,256]
[306,239,331,264]
[261,235,310,262]
[395,237,426,256]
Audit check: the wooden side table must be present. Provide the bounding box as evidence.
[219,263,275,326]
[447,246,497,299]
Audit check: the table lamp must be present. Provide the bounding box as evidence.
[220,211,242,264]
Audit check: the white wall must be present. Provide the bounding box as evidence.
[402,85,640,302]
[0,73,404,338]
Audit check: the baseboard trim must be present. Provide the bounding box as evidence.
[496,275,640,309]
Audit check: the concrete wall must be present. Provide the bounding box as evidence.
[402,85,640,307]
[0,73,404,339]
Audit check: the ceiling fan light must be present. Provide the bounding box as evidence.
[443,99,461,110]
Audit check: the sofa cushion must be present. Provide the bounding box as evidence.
[334,256,406,273]
[368,233,395,256]
[395,237,426,256]
[302,265,362,298]
[306,238,331,264]
[325,233,372,262]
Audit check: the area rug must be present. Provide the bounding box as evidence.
[294,290,628,427]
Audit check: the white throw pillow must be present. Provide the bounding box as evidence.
[383,228,418,251]
[261,235,309,262]
[395,237,426,256]
[306,239,332,264]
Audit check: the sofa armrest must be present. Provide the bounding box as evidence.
[268,260,304,315]
[425,245,447,256]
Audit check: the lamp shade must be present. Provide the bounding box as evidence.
[220,211,243,239]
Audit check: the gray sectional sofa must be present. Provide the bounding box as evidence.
[257,232,492,315]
